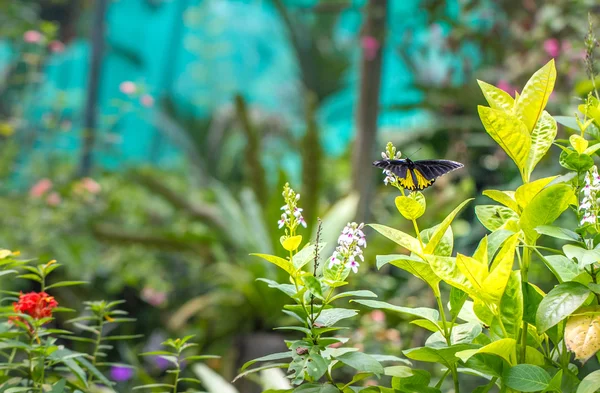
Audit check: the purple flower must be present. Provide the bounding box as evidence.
[110,366,134,382]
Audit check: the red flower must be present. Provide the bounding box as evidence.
[12,291,58,321]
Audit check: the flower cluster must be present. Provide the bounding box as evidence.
[12,291,58,321]
[328,222,367,274]
[380,142,402,187]
[278,183,307,231]
[580,166,600,225]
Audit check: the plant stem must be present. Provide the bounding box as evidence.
[451,366,460,393]
[519,246,531,363]
[412,219,424,249]
[88,315,105,383]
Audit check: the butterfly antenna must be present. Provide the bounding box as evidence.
[405,147,422,160]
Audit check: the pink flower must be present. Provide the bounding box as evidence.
[497,79,516,95]
[23,30,43,44]
[141,287,167,307]
[82,178,101,194]
[140,94,154,107]
[543,38,560,58]
[46,192,61,207]
[49,40,65,53]
[361,35,380,61]
[370,310,386,323]
[30,179,53,198]
[119,81,136,95]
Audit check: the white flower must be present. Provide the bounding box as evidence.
[299,217,307,228]
[294,207,303,217]
[346,259,360,274]
[329,255,341,268]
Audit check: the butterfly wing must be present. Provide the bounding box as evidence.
[373,159,463,191]
[412,160,464,180]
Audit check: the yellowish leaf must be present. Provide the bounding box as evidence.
[565,306,600,363]
[478,106,531,178]
[482,190,520,213]
[477,80,515,112]
[280,235,302,251]
[525,111,557,180]
[456,254,487,291]
[472,236,488,264]
[456,338,517,366]
[515,176,557,209]
[395,193,426,220]
[483,234,519,305]
[569,134,589,154]
[514,59,557,133]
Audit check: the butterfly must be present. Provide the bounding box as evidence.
[373,157,464,191]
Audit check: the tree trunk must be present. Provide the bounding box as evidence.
[353,0,387,222]
[78,0,108,177]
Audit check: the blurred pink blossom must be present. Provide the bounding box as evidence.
[141,94,155,107]
[46,192,61,207]
[119,81,136,95]
[497,79,516,95]
[361,35,380,61]
[49,40,65,53]
[370,310,386,323]
[543,38,560,58]
[82,178,101,194]
[141,287,167,307]
[23,30,43,44]
[30,179,53,198]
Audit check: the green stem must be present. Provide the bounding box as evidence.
[88,315,105,383]
[412,219,424,249]
[172,366,180,393]
[519,247,531,363]
[435,294,450,343]
[435,368,451,389]
[451,366,460,393]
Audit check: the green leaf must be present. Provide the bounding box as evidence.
[233,363,289,383]
[395,194,426,220]
[503,364,552,392]
[241,351,293,371]
[352,299,439,326]
[561,150,595,172]
[303,275,324,299]
[493,271,523,340]
[45,281,88,290]
[477,79,515,111]
[251,253,294,276]
[482,190,520,212]
[257,278,297,298]
[329,290,377,302]
[535,225,580,241]
[334,352,384,375]
[563,244,600,269]
[478,106,531,178]
[456,338,517,365]
[384,366,413,378]
[535,282,591,333]
[449,287,469,321]
[376,255,441,296]
[368,224,423,257]
[482,234,519,305]
[427,256,472,296]
[293,384,340,393]
[192,363,239,393]
[541,255,585,283]
[475,205,519,232]
[577,370,600,393]
[403,344,475,367]
[525,111,557,177]
[555,116,579,130]
[314,308,357,327]
[293,243,325,271]
[48,380,67,393]
[514,59,556,133]
[421,224,453,257]
[424,199,473,255]
[425,323,482,347]
[519,184,576,244]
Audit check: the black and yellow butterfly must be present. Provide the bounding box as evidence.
[373,158,464,191]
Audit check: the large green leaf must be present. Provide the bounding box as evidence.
[478,106,531,177]
[456,254,486,291]
[352,300,439,326]
[535,282,591,333]
[314,308,358,327]
[404,344,475,367]
[514,59,556,133]
[563,244,600,270]
[477,79,515,111]
[395,194,426,220]
[425,323,482,347]
[368,224,423,257]
[519,184,576,244]
[251,253,295,276]
[421,225,453,257]
[427,256,472,295]
[577,369,600,393]
[493,271,523,340]
[540,255,585,283]
[424,199,473,255]
[333,351,384,375]
[376,255,441,296]
[503,364,552,392]
[475,205,519,232]
[456,338,517,365]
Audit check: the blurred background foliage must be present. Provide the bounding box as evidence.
[0,0,598,391]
